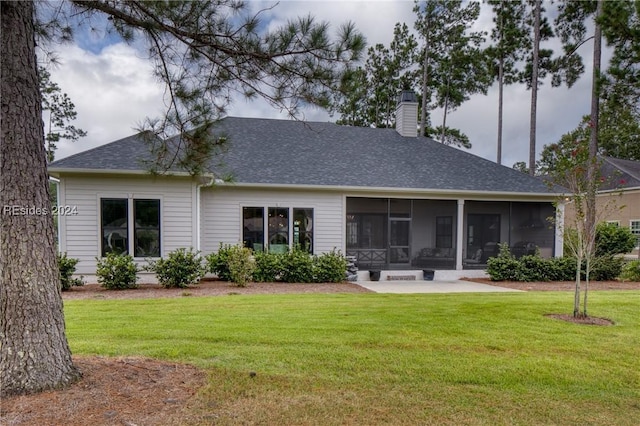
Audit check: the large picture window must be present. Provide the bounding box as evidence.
[101,198,161,257]
[243,206,314,254]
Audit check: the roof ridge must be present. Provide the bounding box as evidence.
[602,156,640,181]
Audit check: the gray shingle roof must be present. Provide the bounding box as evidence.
[600,156,640,190]
[50,116,556,194]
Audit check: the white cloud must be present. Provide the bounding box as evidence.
[48,43,165,160]
[48,0,604,170]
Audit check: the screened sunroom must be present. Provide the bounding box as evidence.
[345,197,557,270]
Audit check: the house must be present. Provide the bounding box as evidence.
[563,156,640,258]
[48,92,564,276]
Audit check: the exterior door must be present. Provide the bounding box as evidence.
[389,218,411,265]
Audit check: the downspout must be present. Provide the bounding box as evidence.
[49,176,61,252]
[195,176,216,252]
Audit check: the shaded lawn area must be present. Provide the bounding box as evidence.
[64,291,640,425]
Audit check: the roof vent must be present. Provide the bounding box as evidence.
[395,90,418,137]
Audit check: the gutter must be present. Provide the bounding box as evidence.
[211,181,562,201]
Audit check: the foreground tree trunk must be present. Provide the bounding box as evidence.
[528,0,541,176]
[583,0,603,318]
[1,1,81,396]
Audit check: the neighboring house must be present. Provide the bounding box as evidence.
[49,92,564,275]
[588,157,640,257]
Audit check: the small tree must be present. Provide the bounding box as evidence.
[553,140,623,317]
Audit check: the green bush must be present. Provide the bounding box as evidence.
[486,243,523,281]
[253,251,284,282]
[146,247,205,288]
[206,243,233,281]
[588,255,623,281]
[313,249,347,283]
[58,252,84,291]
[546,256,577,281]
[226,245,256,287]
[596,222,637,256]
[96,252,139,290]
[620,260,640,282]
[281,247,314,283]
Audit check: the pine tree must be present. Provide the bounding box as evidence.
[414,0,488,148]
[486,0,529,165]
[1,0,364,396]
[39,66,87,162]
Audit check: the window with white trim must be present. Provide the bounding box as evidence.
[101,198,161,257]
[631,220,640,248]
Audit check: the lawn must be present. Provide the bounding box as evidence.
[65,291,640,425]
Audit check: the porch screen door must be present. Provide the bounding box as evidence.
[389,219,411,265]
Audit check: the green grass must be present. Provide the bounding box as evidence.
[65,291,640,425]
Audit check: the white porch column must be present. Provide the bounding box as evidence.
[456,199,465,270]
[555,202,565,258]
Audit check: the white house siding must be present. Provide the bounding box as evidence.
[58,174,197,274]
[200,186,344,255]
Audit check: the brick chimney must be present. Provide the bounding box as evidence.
[395,90,418,137]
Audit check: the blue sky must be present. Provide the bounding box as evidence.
[46,0,604,169]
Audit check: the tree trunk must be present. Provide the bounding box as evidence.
[497,54,504,165]
[529,0,541,176]
[584,0,603,317]
[419,20,430,137]
[441,87,449,144]
[1,1,81,396]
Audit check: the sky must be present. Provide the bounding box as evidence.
[46,0,606,168]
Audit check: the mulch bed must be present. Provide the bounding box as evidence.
[62,279,373,300]
[463,277,640,292]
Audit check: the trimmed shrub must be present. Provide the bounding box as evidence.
[227,245,256,287]
[589,255,623,281]
[620,260,640,282]
[546,256,577,281]
[146,247,205,288]
[58,252,84,291]
[596,222,637,256]
[253,251,284,282]
[281,247,314,283]
[206,243,233,281]
[96,252,139,290]
[313,249,348,283]
[486,243,523,281]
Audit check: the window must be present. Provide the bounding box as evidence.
[100,198,161,257]
[101,199,128,256]
[243,207,264,252]
[134,200,160,257]
[293,208,313,253]
[243,206,314,254]
[436,216,453,248]
[268,207,289,254]
[631,220,640,248]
